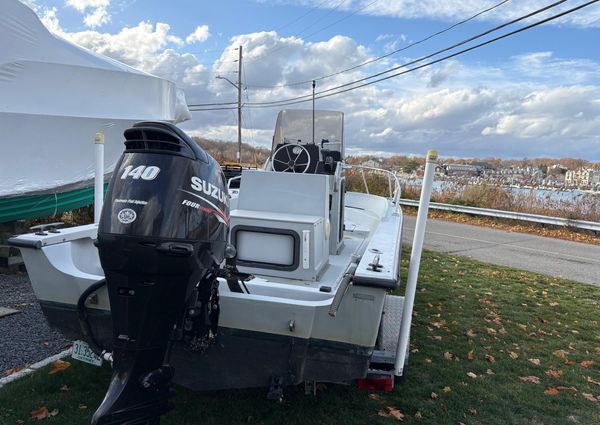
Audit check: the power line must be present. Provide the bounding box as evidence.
[274,0,334,33]
[243,0,598,109]
[246,0,512,89]
[189,1,597,113]
[188,101,238,107]
[244,0,568,107]
[243,0,378,64]
[195,0,504,94]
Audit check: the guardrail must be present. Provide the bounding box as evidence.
[398,198,600,232]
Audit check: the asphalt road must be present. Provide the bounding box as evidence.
[402,215,600,286]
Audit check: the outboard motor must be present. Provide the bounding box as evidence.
[93,122,229,425]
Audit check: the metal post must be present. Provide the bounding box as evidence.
[312,80,316,144]
[94,132,105,223]
[394,149,437,376]
[237,45,242,163]
[360,169,369,194]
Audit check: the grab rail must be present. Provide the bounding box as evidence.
[343,164,402,212]
[227,175,242,191]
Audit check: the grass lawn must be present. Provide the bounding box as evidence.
[1,249,599,424]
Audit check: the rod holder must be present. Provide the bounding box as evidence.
[94,132,105,223]
[394,149,437,376]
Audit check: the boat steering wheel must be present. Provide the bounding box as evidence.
[272,144,312,173]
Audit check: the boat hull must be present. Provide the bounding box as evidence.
[38,300,371,390]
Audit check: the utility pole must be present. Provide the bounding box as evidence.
[216,46,243,164]
[312,80,316,144]
[237,46,242,163]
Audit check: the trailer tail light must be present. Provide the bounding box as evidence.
[356,376,394,392]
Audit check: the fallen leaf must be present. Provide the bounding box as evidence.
[467,350,474,361]
[580,360,594,368]
[59,384,69,392]
[519,376,541,384]
[564,360,577,365]
[378,407,404,421]
[486,328,497,335]
[467,407,477,415]
[78,405,87,410]
[586,376,600,386]
[49,409,59,417]
[595,347,600,355]
[528,358,541,366]
[545,369,563,378]
[486,368,495,375]
[443,352,453,360]
[4,367,22,377]
[30,407,49,420]
[414,411,423,420]
[582,393,598,402]
[432,336,442,341]
[545,387,560,396]
[553,349,568,359]
[549,302,560,307]
[467,372,477,379]
[442,386,451,393]
[509,351,519,359]
[556,386,577,392]
[388,408,404,421]
[431,392,438,399]
[466,329,476,337]
[15,420,25,424]
[485,354,496,363]
[368,393,382,400]
[516,323,528,331]
[48,360,71,375]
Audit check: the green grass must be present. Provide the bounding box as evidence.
[1,249,599,425]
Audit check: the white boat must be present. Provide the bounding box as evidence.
[10,110,436,424]
[0,0,189,218]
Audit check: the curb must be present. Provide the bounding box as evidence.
[0,348,72,389]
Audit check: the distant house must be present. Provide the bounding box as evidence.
[361,159,381,168]
[565,168,596,188]
[443,163,480,177]
[543,174,565,188]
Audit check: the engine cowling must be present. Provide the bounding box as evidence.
[92,122,228,425]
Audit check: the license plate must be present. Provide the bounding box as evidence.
[72,340,103,366]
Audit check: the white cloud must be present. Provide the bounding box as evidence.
[30,5,600,160]
[482,86,600,139]
[57,22,185,70]
[66,0,111,28]
[274,0,600,28]
[370,127,394,138]
[186,25,210,44]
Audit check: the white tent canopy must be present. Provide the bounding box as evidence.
[0,0,191,197]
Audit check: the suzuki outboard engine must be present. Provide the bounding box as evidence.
[93,122,229,425]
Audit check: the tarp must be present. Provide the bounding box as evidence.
[0,184,106,223]
[0,0,191,199]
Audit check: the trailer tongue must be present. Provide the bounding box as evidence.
[92,122,228,425]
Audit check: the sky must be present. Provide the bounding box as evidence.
[21,0,600,160]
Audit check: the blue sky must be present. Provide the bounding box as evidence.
[23,0,600,159]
